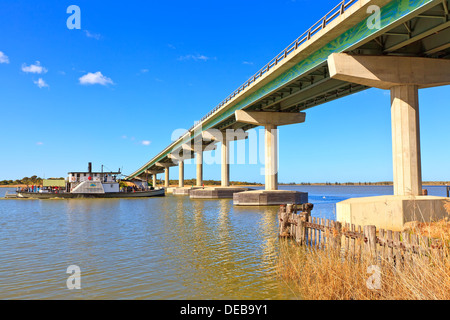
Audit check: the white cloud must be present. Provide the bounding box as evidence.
[178,54,213,62]
[0,51,9,64]
[34,78,49,88]
[79,71,114,86]
[36,142,44,146]
[84,30,102,40]
[141,140,151,146]
[242,61,254,65]
[136,69,149,76]
[22,61,47,74]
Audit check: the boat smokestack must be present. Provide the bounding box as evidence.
[88,162,92,174]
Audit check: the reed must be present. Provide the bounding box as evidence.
[276,227,450,300]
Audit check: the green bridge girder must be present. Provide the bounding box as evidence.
[128,0,449,180]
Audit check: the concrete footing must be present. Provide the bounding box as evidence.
[172,187,202,196]
[165,187,176,194]
[336,195,450,231]
[189,187,251,199]
[233,190,308,206]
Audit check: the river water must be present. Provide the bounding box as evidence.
[0,185,447,300]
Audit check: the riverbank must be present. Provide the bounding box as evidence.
[0,185,26,188]
[279,181,450,186]
[3,181,449,188]
[276,217,450,300]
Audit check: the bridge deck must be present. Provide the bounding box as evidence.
[128,0,449,180]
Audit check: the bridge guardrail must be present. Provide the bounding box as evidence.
[186,0,358,134]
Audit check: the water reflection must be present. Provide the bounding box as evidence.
[1,185,448,299]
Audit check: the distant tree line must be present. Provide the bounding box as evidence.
[280,181,394,186]
[164,179,263,186]
[0,176,65,186]
[280,181,450,186]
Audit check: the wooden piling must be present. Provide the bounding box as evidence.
[387,230,394,264]
[364,225,377,264]
[278,205,290,237]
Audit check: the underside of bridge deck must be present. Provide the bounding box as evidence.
[129,0,450,211]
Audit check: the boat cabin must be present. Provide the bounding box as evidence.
[68,162,122,194]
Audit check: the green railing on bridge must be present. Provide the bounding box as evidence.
[128,0,440,179]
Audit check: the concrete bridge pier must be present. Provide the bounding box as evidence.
[264,124,278,191]
[329,53,450,230]
[171,145,199,195]
[172,142,215,196]
[190,129,253,199]
[152,174,157,188]
[196,150,203,187]
[232,110,308,206]
[178,160,184,188]
[221,138,229,187]
[147,170,163,189]
[156,162,177,191]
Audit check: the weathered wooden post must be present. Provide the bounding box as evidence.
[410,233,419,269]
[325,219,330,250]
[287,204,296,239]
[308,216,313,247]
[364,225,377,264]
[278,205,291,237]
[278,205,286,236]
[355,225,363,261]
[297,204,312,246]
[334,221,342,254]
[393,231,401,268]
[350,224,356,259]
[402,231,411,268]
[302,203,314,216]
[295,214,303,245]
[378,229,386,263]
[387,230,394,264]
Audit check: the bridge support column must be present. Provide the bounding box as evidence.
[156,162,176,189]
[190,130,253,199]
[164,167,169,188]
[221,139,229,187]
[232,110,308,206]
[265,124,278,191]
[196,150,203,187]
[329,53,450,230]
[178,160,184,188]
[173,141,216,196]
[147,170,160,188]
[391,85,422,196]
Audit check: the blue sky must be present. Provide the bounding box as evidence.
[0,0,449,183]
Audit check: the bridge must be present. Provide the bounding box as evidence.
[127,0,450,230]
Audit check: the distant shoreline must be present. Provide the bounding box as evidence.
[3,182,449,188]
[0,184,27,188]
[278,182,450,186]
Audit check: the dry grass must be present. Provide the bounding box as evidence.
[276,236,450,300]
[413,218,450,243]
